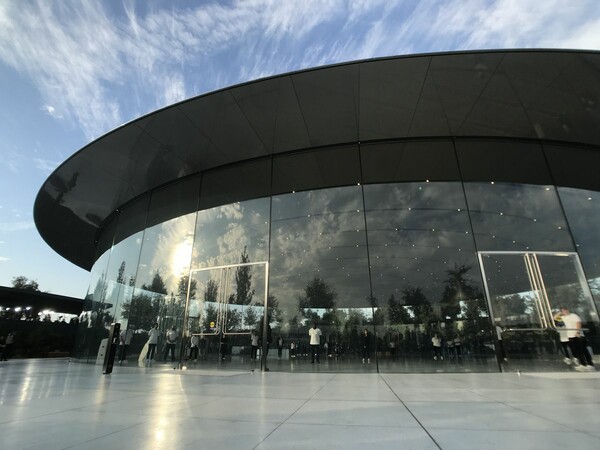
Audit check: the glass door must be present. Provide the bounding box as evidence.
[181,261,268,370]
[478,251,599,371]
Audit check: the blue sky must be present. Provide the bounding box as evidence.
[1,0,599,298]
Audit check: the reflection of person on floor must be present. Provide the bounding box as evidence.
[118,328,134,364]
[560,307,595,372]
[277,335,284,359]
[432,333,443,360]
[190,334,199,361]
[163,327,177,362]
[250,331,259,360]
[361,328,372,364]
[309,322,322,363]
[495,326,506,362]
[146,323,160,361]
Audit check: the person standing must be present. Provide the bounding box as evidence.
[118,327,134,365]
[146,323,160,362]
[495,326,506,362]
[432,333,443,361]
[277,335,284,359]
[163,326,177,362]
[4,330,16,360]
[309,322,322,364]
[250,331,259,360]
[361,328,372,364]
[561,307,595,371]
[190,334,199,361]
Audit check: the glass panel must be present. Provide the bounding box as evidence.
[269,185,374,372]
[104,231,143,365]
[185,198,270,370]
[479,251,599,372]
[465,182,574,252]
[74,249,110,362]
[184,262,267,369]
[479,253,544,330]
[558,187,600,311]
[127,212,197,365]
[365,182,496,373]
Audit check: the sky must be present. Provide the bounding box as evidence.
[0,0,599,299]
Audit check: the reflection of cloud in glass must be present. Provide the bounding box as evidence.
[465,183,573,251]
[139,213,196,293]
[192,199,270,268]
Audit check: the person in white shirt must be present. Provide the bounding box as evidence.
[146,323,160,361]
[190,334,199,361]
[308,322,322,363]
[163,326,178,362]
[560,307,595,371]
[431,333,442,360]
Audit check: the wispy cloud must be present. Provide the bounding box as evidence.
[41,104,63,119]
[0,221,35,232]
[0,256,10,262]
[0,0,598,142]
[33,157,60,174]
[0,149,20,173]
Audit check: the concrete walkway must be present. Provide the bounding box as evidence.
[0,359,599,449]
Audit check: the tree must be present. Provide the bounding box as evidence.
[440,264,481,320]
[11,276,40,291]
[243,306,259,329]
[298,277,337,309]
[178,275,197,300]
[143,271,168,295]
[402,286,433,325]
[235,246,254,305]
[388,294,411,325]
[204,279,219,303]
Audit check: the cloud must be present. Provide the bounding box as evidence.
[0,221,35,232]
[33,157,60,174]
[0,256,10,262]
[0,149,20,173]
[41,104,63,119]
[0,0,598,143]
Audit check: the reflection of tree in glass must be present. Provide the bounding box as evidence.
[402,286,433,325]
[121,271,166,330]
[234,246,254,305]
[388,294,411,325]
[441,264,479,319]
[298,276,337,325]
[299,276,337,309]
[243,307,259,328]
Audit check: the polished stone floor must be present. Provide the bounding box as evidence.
[0,359,599,449]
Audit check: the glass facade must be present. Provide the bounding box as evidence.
[74,139,600,373]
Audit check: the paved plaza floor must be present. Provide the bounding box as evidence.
[0,359,599,449]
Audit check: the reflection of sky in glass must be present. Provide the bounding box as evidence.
[465,182,573,252]
[136,213,197,295]
[559,187,600,288]
[191,198,270,268]
[269,185,371,312]
[365,182,481,305]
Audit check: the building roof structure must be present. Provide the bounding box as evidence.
[34,49,600,270]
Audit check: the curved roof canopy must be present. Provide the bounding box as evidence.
[35,49,600,270]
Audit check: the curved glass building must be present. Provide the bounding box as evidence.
[35,50,600,373]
